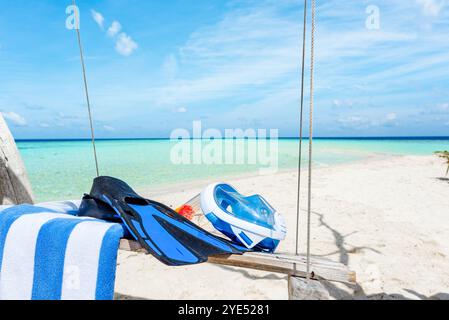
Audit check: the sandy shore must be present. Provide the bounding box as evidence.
[114,155,449,300]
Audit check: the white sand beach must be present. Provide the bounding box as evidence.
[114,155,449,300]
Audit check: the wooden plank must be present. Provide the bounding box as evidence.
[119,239,356,284]
[0,114,34,205]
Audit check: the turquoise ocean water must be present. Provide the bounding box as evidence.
[17,138,449,202]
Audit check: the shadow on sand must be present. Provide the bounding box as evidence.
[436,177,449,184]
[310,210,448,300]
[215,265,287,281]
[312,210,381,265]
[114,292,150,300]
[309,210,378,299]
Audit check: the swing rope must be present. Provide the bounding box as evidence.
[294,0,316,280]
[306,0,316,279]
[72,0,100,177]
[295,0,308,257]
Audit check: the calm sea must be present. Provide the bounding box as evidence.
[16,137,449,202]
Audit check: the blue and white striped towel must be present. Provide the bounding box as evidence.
[0,201,124,300]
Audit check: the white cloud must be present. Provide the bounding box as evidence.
[107,21,122,38]
[337,115,368,128]
[73,1,449,136]
[91,10,105,29]
[115,33,138,56]
[333,99,342,107]
[175,107,187,113]
[1,111,27,127]
[416,0,446,17]
[332,99,354,108]
[381,113,399,127]
[142,5,300,106]
[337,112,400,130]
[424,102,449,115]
[162,54,178,79]
[386,113,397,121]
[103,125,115,131]
[436,103,449,110]
[39,123,50,128]
[91,12,137,57]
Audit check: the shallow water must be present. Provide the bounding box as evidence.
[17,138,449,202]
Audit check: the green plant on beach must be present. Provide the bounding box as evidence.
[435,151,449,176]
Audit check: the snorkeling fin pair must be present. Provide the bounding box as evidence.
[78,176,245,266]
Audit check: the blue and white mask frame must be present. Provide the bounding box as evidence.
[200,183,287,253]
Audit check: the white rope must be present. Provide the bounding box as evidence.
[72,0,100,177]
[295,0,308,258]
[306,0,316,279]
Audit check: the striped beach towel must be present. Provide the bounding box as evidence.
[0,201,124,300]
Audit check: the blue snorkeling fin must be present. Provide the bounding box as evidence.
[82,176,246,266]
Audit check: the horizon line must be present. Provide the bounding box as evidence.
[14,135,449,142]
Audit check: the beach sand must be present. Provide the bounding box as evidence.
[114,155,449,300]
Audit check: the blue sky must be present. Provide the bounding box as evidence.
[0,0,448,139]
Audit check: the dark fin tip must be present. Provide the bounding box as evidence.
[124,196,148,206]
